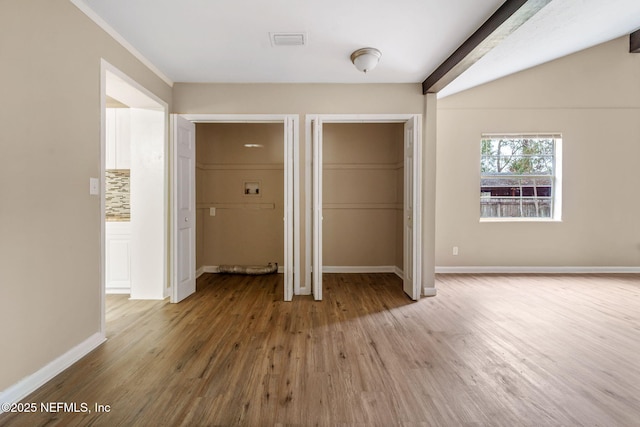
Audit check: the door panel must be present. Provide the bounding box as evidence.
[403,116,421,300]
[171,115,196,303]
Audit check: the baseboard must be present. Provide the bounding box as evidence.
[198,265,285,275]
[105,287,130,295]
[422,287,437,297]
[322,266,399,274]
[435,266,640,274]
[0,332,106,411]
[195,266,207,278]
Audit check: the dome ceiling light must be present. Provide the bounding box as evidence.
[350,47,382,73]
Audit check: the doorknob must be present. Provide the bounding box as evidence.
[185,217,189,222]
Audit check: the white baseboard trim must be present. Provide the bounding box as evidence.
[198,265,285,275]
[0,332,106,411]
[435,266,640,274]
[105,287,130,295]
[422,287,437,297]
[394,266,405,280]
[195,266,207,278]
[322,266,399,274]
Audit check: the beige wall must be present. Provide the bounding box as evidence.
[196,123,284,267]
[173,83,429,287]
[0,0,171,390]
[322,123,404,268]
[436,37,640,267]
[173,83,424,115]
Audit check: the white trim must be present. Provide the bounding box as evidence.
[196,266,206,279]
[0,333,105,411]
[307,114,423,302]
[292,116,303,295]
[311,117,323,301]
[181,114,289,123]
[479,217,562,223]
[311,114,419,123]
[102,60,168,109]
[284,117,295,301]
[100,61,107,335]
[101,59,170,325]
[105,288,131,295]
[304,117,313,295]
[394,266,405,279]
[70,1,173,87]
[423,287,438,297]
[322,266,398,274]
[180,113,300,296]
[435,266,640,274]
[180,114,301,301]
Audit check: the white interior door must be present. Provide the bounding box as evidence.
[171,115,196,303]
[312,118,323,300]
[403,116,421,300]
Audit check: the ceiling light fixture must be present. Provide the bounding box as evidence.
[350,47,382,73]
[244,143,263,148]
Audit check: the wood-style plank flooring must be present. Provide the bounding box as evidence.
[1,273,639,426]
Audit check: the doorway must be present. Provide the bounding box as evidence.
[194,123,285,274]
[101,61,168,332]
[176,114,299,302]
[307,114,422,301]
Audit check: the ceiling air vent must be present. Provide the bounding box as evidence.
[270,32,306,47]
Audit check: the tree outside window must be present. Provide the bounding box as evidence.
[480,134,560,219]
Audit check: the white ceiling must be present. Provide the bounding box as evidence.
[77,0,640,96]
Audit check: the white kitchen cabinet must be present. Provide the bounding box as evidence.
[105,108,131,169]
[105,221,131,294]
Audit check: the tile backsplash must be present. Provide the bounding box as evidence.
[106,169,130,221]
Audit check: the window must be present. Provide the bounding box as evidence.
[480,134,561,220]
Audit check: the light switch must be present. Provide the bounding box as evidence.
[89,177,100,196]
[209,207,216,216]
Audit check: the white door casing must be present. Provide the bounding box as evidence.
[312,118,323,301]
[403,116,422,301]
[284,116,295,301]
[176,114,298,301]
[171,115,196,303]
[309,114,422,301]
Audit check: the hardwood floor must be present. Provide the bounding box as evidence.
[1,273,639,426]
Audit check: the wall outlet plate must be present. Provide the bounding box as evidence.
[90,177,100,196]
[244,181,261,196]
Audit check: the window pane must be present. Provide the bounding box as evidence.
[480,197,552,218]
[480,135,558,219]
[481,137,554,175]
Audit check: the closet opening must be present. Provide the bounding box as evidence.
[195,123,285,279]
[309,114,422,301]
[321,123,405,277]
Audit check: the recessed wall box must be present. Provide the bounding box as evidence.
[244,181,260,196]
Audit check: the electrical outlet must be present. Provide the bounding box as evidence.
[453,246,459,256]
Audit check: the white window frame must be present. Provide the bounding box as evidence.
[479,133,562,223]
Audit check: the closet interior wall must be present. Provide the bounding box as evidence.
[322,123,404,271]
[195,123,285,270]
